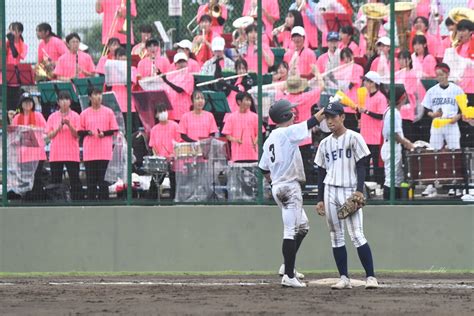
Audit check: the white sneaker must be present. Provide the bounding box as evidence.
[448,189,455,196]
[422,184,435,196]
[278,264,305,279]
[281,275,306,288]
[456,189,463,197]
[366,276,379,289]
[331,276,352,289]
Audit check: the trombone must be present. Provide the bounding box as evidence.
[101,0,127,57]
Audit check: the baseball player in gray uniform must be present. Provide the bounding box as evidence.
[314,102,379,289]
[259,99,323,288]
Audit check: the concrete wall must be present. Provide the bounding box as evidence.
[0,205,472,272]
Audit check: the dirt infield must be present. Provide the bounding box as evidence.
[0,273,472,315]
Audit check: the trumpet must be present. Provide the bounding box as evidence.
[192,29,206,55]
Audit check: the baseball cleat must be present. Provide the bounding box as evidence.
[278,264,305,279]
[365,276,379,289]
[331,276,352,289]
[281,275,306,288]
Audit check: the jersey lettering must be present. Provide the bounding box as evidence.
[326,148,352,162]
[269,143,276,163]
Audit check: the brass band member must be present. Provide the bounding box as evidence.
[95,0,137,45]
[54,33,95,81]
[197,0,228,36]
[193,14,218,65]
[132,24,153,58]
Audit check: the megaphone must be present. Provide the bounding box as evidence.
[432,118,452,129]
[456,93,474,119]
[357,87,368,108]
[336,90,357,109]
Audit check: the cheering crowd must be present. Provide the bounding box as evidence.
[3,0,474,202]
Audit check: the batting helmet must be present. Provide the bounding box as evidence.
[269,99,296,124]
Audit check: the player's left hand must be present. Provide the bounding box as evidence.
[315,201,325,216]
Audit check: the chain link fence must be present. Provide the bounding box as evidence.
[1,0,473,206]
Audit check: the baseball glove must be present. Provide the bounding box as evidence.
[337,191,366,219]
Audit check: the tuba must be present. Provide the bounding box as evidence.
[394,2,415,52]
[448,7,474,48]
[361,3,388,57]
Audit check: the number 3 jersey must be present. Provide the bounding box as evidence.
[259,121,310,186]
[314,129,371,188]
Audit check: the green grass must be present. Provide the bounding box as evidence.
[0,269,472,278]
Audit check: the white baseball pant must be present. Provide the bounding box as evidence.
[272,182,309,240]
[324,185,367,248]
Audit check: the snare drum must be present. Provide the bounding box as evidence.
[143,156,169,174]
[405,149,466,184]
[174,142,203,158]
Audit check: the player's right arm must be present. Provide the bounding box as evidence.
[258,143,272,185]
[285,108,325,144]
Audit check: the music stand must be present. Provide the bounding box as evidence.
[37,81,79,118]
[37,81,79,104]
[132,90,172,134]
[322,13,353,32]
[354,56,368,69]
[4,64,35,86]
[271,48,285,67]
[193,74,214,86]
[202,90,230,131]
[71,76,105,96]
[248,72,273,85]
[421,79,438,91]
[7,126,40,148]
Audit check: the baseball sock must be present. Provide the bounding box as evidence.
[332,246,348,277]
[282,239,296,278]
[295,232,307,253]
[357,243,375,277]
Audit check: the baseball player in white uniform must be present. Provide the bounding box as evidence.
[314,102,379,289]
[422,63,463,196]
[259,99,323,288]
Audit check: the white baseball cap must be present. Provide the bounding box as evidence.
[363,71,382,85]
[174,39,193,51]
[173,52,188,63]
[376,36,391,46]
[291,26,305,37]
[211,37,226,51]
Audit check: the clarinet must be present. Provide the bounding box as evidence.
[75,52,79,78]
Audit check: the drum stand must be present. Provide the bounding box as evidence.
[152,171,167,202]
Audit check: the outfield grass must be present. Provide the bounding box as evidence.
[0,269,472,278]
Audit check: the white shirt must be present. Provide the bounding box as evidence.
[314,129,371,188]
[422,83,464,119]
[382,107,403,140]
[259,121,310,186]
